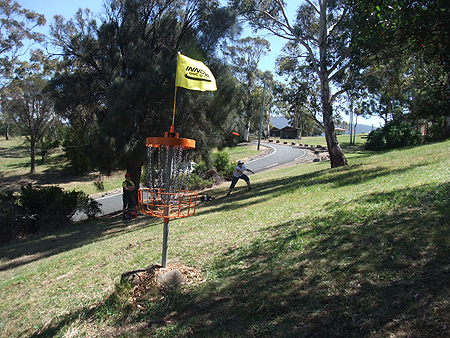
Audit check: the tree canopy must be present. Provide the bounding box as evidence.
[49,0,239,184]
[3,76,57,173]
[0,0,46,82]
[225,36,270,141]
[349,0,450,138]
[230,0,351,167]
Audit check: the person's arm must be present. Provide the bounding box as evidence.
[246,168,254,174]
[236,167,244,175]
[123,181,135,191]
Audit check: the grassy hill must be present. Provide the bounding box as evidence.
[0,138,449,337]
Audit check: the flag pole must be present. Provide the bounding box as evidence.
[172,85,177,128]
[172,53,180,130]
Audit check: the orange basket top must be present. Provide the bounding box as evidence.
[146,131,195,149]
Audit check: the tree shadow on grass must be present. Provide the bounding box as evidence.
[0,213,161,271]
[24,182,450,337]
[198,160,434,217]
[0,144,29,158]
[0,167,97,193]
[161,182,450,337]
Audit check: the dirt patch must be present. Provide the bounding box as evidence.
[122,264,204,309]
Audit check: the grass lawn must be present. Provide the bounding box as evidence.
[0,137,265,196]
[0,137,449,337]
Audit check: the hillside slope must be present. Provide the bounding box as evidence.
[1,140,449,337]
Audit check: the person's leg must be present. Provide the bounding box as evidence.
[227,176,239,195]
[123,196,127,213]
[242,174,252,190]
[129,197,138,212]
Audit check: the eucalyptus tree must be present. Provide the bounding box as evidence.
[0,0,46,139]
[349,0,450,138]
[3,77,57,173]
[274,45,323,138]
[224,36,270,141]
[230,0,351,167]
[0,0,46,80]
[49,0,238,184]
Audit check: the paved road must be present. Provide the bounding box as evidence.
[246,142,307,173]
[74,142,306,221]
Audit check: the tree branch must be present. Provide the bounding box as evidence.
[330,87,347,104]
[305,0,320,14]
[328,50,351,80]
[255,1,322,82]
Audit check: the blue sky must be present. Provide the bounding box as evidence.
[19,0,383,127]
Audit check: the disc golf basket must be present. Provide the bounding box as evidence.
[138,127,198,267]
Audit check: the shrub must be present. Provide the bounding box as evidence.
[424,117,445,142]
[93,173,105,191]
[187,152,235,191]
[0,199,37,244]
[19,184,101,227]
[0,189,16,203]
[212,151,235,179]
[0,186,101,243]
[212,151,230,173]
[192,162,208,178]
[0,190,38,244]
[365,120,423,151]
[188,173,214,191]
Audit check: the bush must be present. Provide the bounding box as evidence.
[187,152,235,191]
[212,151,230,173]
[0,190,38,244]
[365,120,423,151]
[187,173,214,191]
[0,199,37,244]
[19,184,101,227]
[424,117,445,142]
[0,185,101,244]
[212,151,235,180]
[192,161,208,178]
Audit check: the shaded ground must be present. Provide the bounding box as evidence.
[0,143,98,193]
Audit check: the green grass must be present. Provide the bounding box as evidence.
[1,137,450,337]
[0,136,116,195]
[0,137,264,196]
[220,143,263,162]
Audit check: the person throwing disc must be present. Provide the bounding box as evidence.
[227,160,254,196]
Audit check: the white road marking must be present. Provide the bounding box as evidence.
[265,163,279,168]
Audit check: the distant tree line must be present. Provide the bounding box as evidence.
[0,0,449,177]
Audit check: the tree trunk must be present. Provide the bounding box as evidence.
[349,107,354,145]
[320,63,347,167]
[5,123,9,140]
[294,106,301,139]
[244,117,250,142]
[444,115,450,139]
[318,1,347,168]
[30,141,36,174]
[323,99,347,168]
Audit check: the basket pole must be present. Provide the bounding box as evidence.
[161,144,174,267]
[162,218,170,268]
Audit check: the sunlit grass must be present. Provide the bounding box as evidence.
[0,138,449,337]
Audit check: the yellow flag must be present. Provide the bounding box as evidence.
[176,54,217,91]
